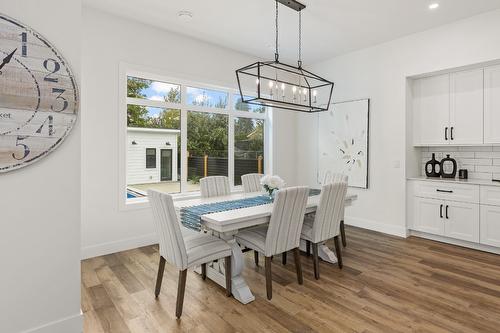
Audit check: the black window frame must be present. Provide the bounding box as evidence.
[146,148,157,169]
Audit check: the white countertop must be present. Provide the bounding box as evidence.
[408,176,500,187]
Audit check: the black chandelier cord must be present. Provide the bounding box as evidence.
[275,0,279,61]
[298,10,302,68]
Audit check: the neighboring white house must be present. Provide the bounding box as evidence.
[127,127,180,185]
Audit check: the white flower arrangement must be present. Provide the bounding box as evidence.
[260,175,286,197]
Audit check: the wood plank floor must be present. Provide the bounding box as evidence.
[82,226,500,333]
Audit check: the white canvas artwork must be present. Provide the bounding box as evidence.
[318,99,370,189]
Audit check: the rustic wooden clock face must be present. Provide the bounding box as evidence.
[0,14,78,173]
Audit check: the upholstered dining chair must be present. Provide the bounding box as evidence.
[301,179,348,279]
[322,172,348,247]
[235,186,310,300]
[241,173,263,193]
[148,190,232,318]
[200,176,231,198]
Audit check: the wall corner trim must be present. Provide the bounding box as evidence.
[19,312,82,333]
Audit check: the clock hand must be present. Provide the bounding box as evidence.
[0,48,17,71]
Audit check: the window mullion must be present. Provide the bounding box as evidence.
[228,113,235,188]
[180,85,188,193]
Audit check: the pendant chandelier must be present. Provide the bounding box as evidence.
[236,0,334,113]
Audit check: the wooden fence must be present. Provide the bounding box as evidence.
[187,155,263,185]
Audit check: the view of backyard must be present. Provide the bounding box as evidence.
[126,76,265,198]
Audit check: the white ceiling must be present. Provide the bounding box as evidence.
[83,0,500,64]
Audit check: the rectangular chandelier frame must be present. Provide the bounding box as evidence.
[236,60,334,113]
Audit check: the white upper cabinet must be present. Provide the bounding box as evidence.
[450,69,484,145]
[413,74,450,145]
[484,65,500,144]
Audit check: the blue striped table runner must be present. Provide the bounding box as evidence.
[180,189,321,231]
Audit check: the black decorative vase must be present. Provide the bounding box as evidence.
[440,154,457,179]
[425,153,441,178]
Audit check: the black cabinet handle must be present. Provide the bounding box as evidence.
[445,127,448,140]
[436,189,453,193]
[445,205,449,219]
[440,204,443,218]
[450,127,454,140]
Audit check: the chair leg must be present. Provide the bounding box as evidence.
[334,236,343,269]
[224,256,232,297]
[201,263,207,280]
[306,240,311,256]
[254,250,259,266]
[265,256,272,300]
[312,243,320,280]
[340,220,347,247]
[292,248,303,285]
[155,256,166,298]
[176,269,188,318]
[282,251,287,265]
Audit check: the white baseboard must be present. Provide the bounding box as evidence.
[345,216,408,238]
[20,312,82,333]
[81,233,157,259]
[410,230,500,255]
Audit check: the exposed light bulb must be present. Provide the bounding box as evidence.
[256,78,260,85]
[428,3,439,10]
[268,80,274,97]
[292,86,297,101]
[313,90,317,103]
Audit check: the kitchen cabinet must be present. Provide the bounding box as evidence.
[449,69,484,145]
[484,65,500,144]
[413,74,449,145]
[480,205,500,247]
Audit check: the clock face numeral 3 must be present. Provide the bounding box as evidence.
[0,14,78,172]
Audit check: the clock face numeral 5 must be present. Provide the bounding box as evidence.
[0,14,78,173]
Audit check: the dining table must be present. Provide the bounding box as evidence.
[174,190,357,304]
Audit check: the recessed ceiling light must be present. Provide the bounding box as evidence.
[178,11,193,22]
[428,3,439,10]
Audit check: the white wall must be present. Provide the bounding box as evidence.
[81,8,297,258]
[0,1,82,333]
[297,9,500,236]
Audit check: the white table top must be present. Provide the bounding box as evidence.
[174,191,357,234]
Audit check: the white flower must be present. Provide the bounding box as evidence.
[260,175,285,189]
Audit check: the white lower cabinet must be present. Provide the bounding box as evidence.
[480,205,500,247]
[414,197,445,235]
[413,196,479,242]
[445,201,479,242]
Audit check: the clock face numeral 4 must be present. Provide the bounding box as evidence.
[0,14,79,173]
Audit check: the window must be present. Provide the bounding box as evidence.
[145,148,156,168]
[124,71,270,201]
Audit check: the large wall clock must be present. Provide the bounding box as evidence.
[0,13,78,173]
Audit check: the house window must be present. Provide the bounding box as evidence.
[124,71,270,201]
[145,148,156,168]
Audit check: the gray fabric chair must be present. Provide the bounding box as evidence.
[235,186,310,300]
[200,176,231,198]
[148,190,232,318]
[301,179,348,279]
[322,172,348,247]
[241,173,264,193]
[241,173,263,193]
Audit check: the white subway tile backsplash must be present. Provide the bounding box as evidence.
[476,165,500,173]
[460,158,492,166]
[475,151,500,159]
[459,146,493,152]
[469,172,493,180]
[421,146,499,180]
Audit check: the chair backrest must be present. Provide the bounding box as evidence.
[265,186,310,256]
[148,190,188,270]
[322,171,348,185]
[200,176,230,198]
[310,179,348,243]
[241,173,263,193]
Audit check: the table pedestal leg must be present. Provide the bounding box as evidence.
[194,231,255,304]
[299,239,338,264]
